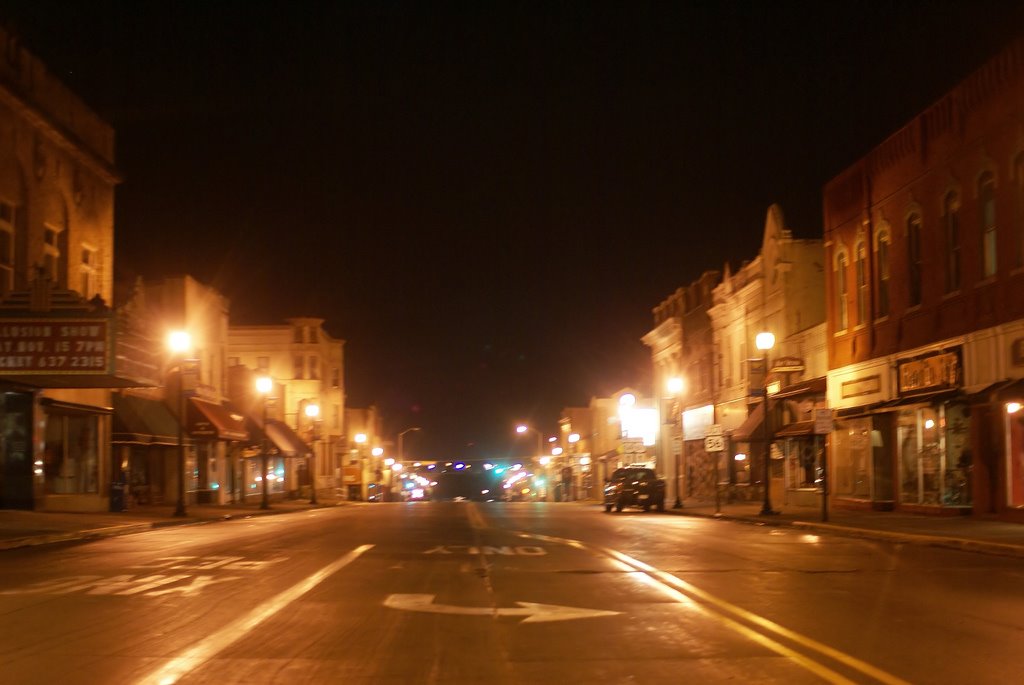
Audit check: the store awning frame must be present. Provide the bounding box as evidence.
[264,419,311,457]
[730,402,764,442]
[771,377,827,399]
[773,420,816,438]
[188,398,249,441]
[111,394,183,446]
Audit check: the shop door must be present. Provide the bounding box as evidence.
[0,393,33,509]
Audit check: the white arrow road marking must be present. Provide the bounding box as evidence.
[384,593,620,623]
[136,544,374,685]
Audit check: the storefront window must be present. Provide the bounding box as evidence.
[43,413,99,494]
[832,417,871,498]
[784,438,822,490]
[899,407,932,504]
[897,402,969,507]
[1009,410,1024,508]
[943,403,971,506]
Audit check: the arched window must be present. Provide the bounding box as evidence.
[907,213,923,307]
[855,241,868,324]
[876,230,891,317]
[0,200,14,295]
[979,172,997,278]
[835,249,849,331]
[1015,153,1024,269]
[943,191,961,292]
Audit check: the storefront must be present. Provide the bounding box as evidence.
[681,404,717,501]
[187,397,248,504]
[240,416,309,502]
[771,378,828,508]
[981,379,1024,522]
[831,348,966,514]
[112,392,184,506]
[0,298,160,512]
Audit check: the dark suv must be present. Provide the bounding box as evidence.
[603,467,666,512]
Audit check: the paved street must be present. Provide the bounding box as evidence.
[1,501,1023,684]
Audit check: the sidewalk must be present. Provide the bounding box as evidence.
[0,495,349,551]
[664,499,1024,559]
[3,497,1024,558]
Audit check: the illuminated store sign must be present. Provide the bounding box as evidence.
[0,319,110,373]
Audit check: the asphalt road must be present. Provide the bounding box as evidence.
[0,502,1021,684]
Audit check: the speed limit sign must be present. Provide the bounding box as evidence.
[704,435,725,452]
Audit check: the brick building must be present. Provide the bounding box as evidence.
[824,38,1024,520]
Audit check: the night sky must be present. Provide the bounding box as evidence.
[3,2,1022,460]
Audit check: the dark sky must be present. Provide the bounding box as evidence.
[3,1,1022,460]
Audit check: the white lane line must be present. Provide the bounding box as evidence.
[136,544,374,685]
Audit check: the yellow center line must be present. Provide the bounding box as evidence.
[609,558,857,685]
[466,502,488,530]
[519,531,911,685]
[136,544,374,685]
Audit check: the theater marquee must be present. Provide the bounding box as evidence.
[0,319,111,374]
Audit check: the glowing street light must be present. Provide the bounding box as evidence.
[167,330,192,518]
[304,403,320,505]
[665,375,685,509]
[755,331,777,516]
[515,424,543,456]
[256,374,274,510]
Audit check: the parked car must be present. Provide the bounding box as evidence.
[603,466,666,512]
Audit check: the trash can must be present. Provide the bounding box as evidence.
[109,482,127,512]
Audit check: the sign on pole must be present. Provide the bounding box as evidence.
[814,408,833,435]
[704,435,725,452]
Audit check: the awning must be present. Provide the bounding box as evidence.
[265,419,311,457]
[835,388,963,418]
[771,377,827,399]
[773,420,816,438]
[112,394,182,446]
[730,402,764,442]
[188,398,248,441]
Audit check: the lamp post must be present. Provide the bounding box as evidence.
[755,331,777,516]
[515,424,543,457]
[256,374,273,510]
[568,432,580,501]
[354,433,367,501]
[398,426,422,464]
[167,331,192,518]
[515,424,551,501]
[665,376,685,509]
[304,403,320,504]
[372,446,384,500]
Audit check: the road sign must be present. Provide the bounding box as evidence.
[706,423,723,436]
[704,435,725,452]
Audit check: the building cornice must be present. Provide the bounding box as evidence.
[0,81,122,184]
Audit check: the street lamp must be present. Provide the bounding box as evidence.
[372,446,384,501]
[354,432,367,501]
[398,426,421,463]
[515,424,551,500]
[665,376,684,509]
[256,374,274,510]
[568,432,580,501]
[304,403,320,504]
[755,331,777,516]
[167,330,192,517]
[515,424,543,456]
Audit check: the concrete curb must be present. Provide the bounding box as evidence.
[667,508,1024,559]
[0,502,345,552]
